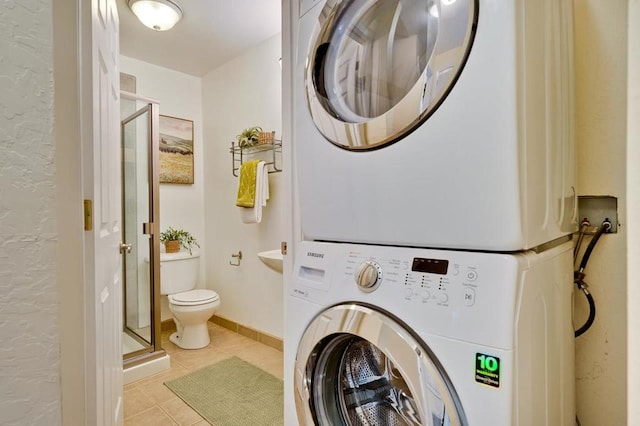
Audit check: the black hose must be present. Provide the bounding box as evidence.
[573,220,610,338]
[578,221,611,272]
[574,282,596,338]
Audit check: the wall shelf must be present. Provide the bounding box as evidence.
[230,140,282,177]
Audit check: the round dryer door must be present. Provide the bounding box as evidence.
[294,303,467,425]
[306,0,478,150]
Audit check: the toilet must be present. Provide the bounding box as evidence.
[160,251,220,349]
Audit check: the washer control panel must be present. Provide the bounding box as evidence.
[344,249,482,310]
[292,240,534,350]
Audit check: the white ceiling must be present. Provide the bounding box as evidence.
[117,0,282,77]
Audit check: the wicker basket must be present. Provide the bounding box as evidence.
[165,240,180,253]
[258,131,275,145]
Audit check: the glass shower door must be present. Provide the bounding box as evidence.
[121,94,161,360]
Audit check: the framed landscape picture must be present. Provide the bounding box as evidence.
[159,115,194,184]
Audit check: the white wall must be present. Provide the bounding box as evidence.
[627,0,640,423]
[0,1,62,424]
[574,1,628,424]
[202,34,285,338]
[120,56,205,321]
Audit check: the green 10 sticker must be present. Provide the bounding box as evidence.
[475,353,501,388]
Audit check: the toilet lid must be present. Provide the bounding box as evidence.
[169,289,220,306]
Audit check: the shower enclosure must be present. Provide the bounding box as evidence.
[120,91,163,365]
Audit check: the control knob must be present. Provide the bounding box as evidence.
[355,260,382,292]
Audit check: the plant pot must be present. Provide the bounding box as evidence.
[165,240,180,253]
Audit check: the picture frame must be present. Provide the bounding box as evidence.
[159,114,194,184]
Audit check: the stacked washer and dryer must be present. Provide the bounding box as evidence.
[286,0,577,425]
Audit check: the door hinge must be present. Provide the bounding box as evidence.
[83,200,93,231]
[281,241,287,255]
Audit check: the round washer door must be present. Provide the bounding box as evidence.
[294,303,467,425]
[306,0,478,150]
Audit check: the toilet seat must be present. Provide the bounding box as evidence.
[169,289,219,306]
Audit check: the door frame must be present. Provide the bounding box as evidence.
[628,0,640,422]
[54,0,88,422]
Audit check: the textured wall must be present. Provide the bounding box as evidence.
[574,1,628,425]
[0,1,61,425]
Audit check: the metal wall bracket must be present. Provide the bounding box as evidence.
[230,140,282,177]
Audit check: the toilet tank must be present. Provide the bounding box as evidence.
[160,251,200,295]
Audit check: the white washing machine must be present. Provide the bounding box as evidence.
[284,240,575,425]
[294,0,577,251]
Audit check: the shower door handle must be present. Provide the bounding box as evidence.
[119,242,133,255]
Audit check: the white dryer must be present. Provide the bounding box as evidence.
[294,0,577,251]
[284,240,575,425]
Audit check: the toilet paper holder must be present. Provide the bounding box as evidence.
[230,250,242,266]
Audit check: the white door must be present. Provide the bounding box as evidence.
[83,0,122,423]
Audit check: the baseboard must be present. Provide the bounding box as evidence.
[161,317,283,352]
[209,315,283,352]
[161,319,177,332]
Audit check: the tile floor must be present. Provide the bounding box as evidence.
[123,321,284,425]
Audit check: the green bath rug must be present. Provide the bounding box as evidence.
[164,356,283,426]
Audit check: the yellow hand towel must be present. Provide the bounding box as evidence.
[236,160,261,207]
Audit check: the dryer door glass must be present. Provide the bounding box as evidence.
[307,0,477,150]
[294,304,467,425]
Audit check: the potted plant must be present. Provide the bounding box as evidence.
[160,227,200,255]
[236,126,263,148]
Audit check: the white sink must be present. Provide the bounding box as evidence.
[257,249,283,273]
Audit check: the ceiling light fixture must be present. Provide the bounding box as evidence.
[128,0,183,31]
